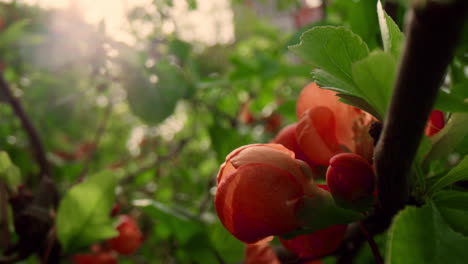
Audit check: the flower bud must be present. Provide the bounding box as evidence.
[279,184,347,260]
[215,144,313,243]
[108,215,143,255]
[425,110,445,137]
[326,153,375,210]
[271,123,316,170]
[279,224,347,260]
[296,83,361,158]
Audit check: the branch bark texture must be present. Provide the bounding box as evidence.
[0,75,51,179]
[374,0,468,215]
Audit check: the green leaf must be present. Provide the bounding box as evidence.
[209,122,251,163]
[345,0,380,50]
[424,113,468,164]
[337,94,382,120]
[434,90,468,113]
[209,222,244,263]
[377,0,405,58]
[284,190,363,239]
[0,151,21,188]
[125,61,191,125]
[290,26,369,89]
[352,51,397,118]
[433,191,468,236]
[386,204,468,264]
[135,200,203,245]
[56,171,118,251]
[0,19,30,47]
[429,155,468,193]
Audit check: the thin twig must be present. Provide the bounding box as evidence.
[77,102,113,181]
[0,75,51,179]
[374,0,468,215]
[359,222,383,264]
[0,182,11,252]
[120,139,189,185]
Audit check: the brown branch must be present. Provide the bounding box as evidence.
[359,222,383,264]
[374,0,468,215]
[0,75,51,179]
[0,182,11,252]
[383,0,399,23]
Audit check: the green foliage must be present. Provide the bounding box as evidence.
[377,0,404,58]
[386,203,468,264]
[125,61,191,125]
[56,171,118,251]
[428,155,468,193]
[352,51,396,118]
[433,191,468,236]
[0,151,21,188]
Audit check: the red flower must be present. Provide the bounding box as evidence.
[244,241,281,264]
[215,144,314,243]
[72,252,117,264]
[425,110,445,137]
[271,123,316,170]
[279,224,347,260]
[108,215,143,255]
[279,185,347,260]
[296,83,373,165]
[326,153,376,209]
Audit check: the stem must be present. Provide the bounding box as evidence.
[359,222,383,264]
[374,0,468,215]
[0,75,51,179]
[0,182,10,252]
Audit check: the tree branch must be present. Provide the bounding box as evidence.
[0,75,51,179]
[374,0,468,215]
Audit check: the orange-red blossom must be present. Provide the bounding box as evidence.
[215,144,321,244]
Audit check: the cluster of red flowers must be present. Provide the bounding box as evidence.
[216,82,445,262]
[72,212,143,264]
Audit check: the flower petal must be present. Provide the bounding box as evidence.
[215,163,304,243]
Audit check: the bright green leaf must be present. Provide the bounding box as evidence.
[433,190,468,236]
[56,171,118,251]
[352,51,397,118]
[290,26,369,89]
[0,151,21,188]
[386,204,468,264]
[424,113,468,165]
[377,0,405,58]
[429,155,468,193]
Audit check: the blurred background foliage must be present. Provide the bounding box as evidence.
[1,0,456,263]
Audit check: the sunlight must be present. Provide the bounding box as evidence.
[14,0,234,45]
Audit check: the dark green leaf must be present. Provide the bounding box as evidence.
[125,61,191,125]
[290,26,369,89]
[136,200,203,245]
[386,204,468,264]
[433,191,468,236]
